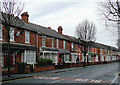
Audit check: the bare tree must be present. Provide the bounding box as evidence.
[98,0,120,49]
[75,19,96,67]
[0,0,24,77]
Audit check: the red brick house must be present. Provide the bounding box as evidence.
[0,12,119,74]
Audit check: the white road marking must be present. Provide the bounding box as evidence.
[75,78,88,82]
[73,74,83,78]
[50,80,62,83]
[110,76,118,84]
[91,79,101,83]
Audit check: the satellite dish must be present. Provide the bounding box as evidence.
[16,31,20,37]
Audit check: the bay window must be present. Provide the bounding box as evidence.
[22,50,36,64]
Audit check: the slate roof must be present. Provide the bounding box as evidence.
[0,12,68,40]
[89,41,118,51]
[28,23,68,40]
[0,12,29,30]
[63,35,79,43]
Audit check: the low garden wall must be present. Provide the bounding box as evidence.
[34,65,55,72]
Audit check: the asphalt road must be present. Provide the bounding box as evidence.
[2,62,119,85]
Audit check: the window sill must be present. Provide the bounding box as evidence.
[25,42,30,44]
[10,40,15,42]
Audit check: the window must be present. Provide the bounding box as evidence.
[0,25,2,40]
[95,48,97,53]
[1,53,3,67]
[100,49,102,54]
[56,39,59,48]
[71,43,73,51]
[25,31,29,43]
[82,54,84,62]
[52,39,54,48]
[10,27,14,41]
[95,55,98,61]
[65,55,69,61]
[63,40,65,49]
[22,50,36,64]
[89,55,91,62]
[42,37,46,47]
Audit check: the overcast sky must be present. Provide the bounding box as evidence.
[22,0,117,47]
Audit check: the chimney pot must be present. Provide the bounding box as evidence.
[48,27,51,29]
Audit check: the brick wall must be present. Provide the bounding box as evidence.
[46,38,52,47]
[59,39,63,49]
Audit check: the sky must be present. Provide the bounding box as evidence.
[22,0,117,47]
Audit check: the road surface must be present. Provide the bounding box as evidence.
[2,62,119,85]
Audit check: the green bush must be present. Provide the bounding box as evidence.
[37,58,53,66]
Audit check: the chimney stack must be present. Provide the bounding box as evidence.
[58,26,63,34]
[48,27,51,29]
[21,12,29,24]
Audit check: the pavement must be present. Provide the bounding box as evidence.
[1,62,119,83]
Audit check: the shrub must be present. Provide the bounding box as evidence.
[37,58,53,66]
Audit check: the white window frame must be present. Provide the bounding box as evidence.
[25,31,30,43]
[95,48,97,53]
[52,39,54,48]
[56,39,59,48]
[89,55,91,62]
[10,27,14,41]
[0,25,2,40]
[71,43,73,51]
[63,40,65,49]
[95,55,98,61]
[42,37,46,47]
[100,49,102,54]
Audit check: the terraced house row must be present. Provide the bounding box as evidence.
[0,12,120,74]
